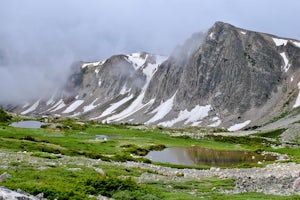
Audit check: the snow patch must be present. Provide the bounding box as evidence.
[292,41,300,48]
[101,54,166,123]
[146,93,176,124]
[209,32,214,38]
[293,82,300,108]
[46,98,55,106]
[82,61,101,68]
[191,121,202,127]
[280,52,290,72]
[92,95,134,120]
[272,38,288,46]
[21,100,40,115]
[141,56,167,79]
[158,105,211,127]
[291,76,294,82]
[228,120,251,131]
[126,53,146,69]
[208,117,222,127]
[46,92,57,106]
[83,98,98,113]
[62,100,84,114]
[240,31,246,35]
[48,99,66,112]
[104,93,153,123]
[120,85,131,95]
[22,102,30,108]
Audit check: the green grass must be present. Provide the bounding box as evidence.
[254,129,286,138]
[31,151,62,159]
[0,122,247,162]
[1,118,300,199]
[0,165,161,200]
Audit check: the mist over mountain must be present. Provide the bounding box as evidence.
[8,22,300,131]
[1,0,300,104]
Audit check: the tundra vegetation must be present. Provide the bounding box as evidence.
[0,111,300,199]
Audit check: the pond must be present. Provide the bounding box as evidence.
[10,120,46,129]
[145,146,277,167]
[95,134,120,140]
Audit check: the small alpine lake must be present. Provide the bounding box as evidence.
[10,120,46,129]
[145,146,277,167]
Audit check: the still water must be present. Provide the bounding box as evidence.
[10,120,45,129]
[145,146,277,167]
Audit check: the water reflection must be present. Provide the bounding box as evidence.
[145,147,277,167]
[95,134,120,140]
[10,120,45,129]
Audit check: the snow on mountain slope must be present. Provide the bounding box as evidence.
[9,22,300,130]
[158,105,211,127]
[93,94,134,119]
[146,93,176,124]
[21,100,40,115]
[228,120,251,131]
[62,100,84,114]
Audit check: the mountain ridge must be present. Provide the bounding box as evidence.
[6,21,300,131]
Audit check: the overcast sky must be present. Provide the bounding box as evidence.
[1,0,300,104]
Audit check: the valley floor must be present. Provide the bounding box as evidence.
[1,118,300,199]
[1,151,300,199]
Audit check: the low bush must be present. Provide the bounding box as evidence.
[0,109,12,123]
[83,176,161,199]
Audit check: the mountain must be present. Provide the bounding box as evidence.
[8,22,300,130]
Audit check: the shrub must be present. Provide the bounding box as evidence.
[0,109,12,122]
[83,176,161,199]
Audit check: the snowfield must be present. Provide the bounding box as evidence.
[208,117,222,127]
[293,82,300,108]
[272,38,288,46]
[102,53,167,123]
[146,93,176,124]
[21,100,40,115]
[83,98,99,113]
[158,105,211,127]
[92,95,134,120]
[280,52,290,72]
[228,120,251,131]
[62,100,84,114]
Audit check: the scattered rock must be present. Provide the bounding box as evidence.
[0,172,11,182]
[93,167,105,175]
[67,168,82,171]
[0,186,38,200]
[293,176,300,191]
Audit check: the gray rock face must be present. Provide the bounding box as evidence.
[9,22,300,130]
[0,187,40,200]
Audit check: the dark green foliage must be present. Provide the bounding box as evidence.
[148,144,166,151]
[122,144,149,156]
[0,109,11,122]
[22,135,37,142]
[121,144,166,156]
[255,129,286,138]
[84,176,138,196]
[206,135,272,149]
[84,176,161,199]
[60,119,87,130]
[31,152,61,159]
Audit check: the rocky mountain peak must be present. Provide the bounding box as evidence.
[8,22,300,131]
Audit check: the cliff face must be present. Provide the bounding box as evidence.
[10,22,300,130]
